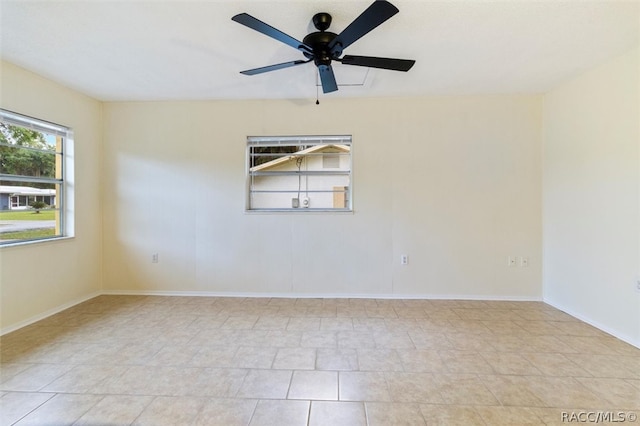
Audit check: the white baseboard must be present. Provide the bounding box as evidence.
[102,289,542,301]
[1,291,102,336]
[544,299,640,349]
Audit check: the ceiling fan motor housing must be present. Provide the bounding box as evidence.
[303,30,339,66]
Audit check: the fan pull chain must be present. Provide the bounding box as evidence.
[316,79,320,105]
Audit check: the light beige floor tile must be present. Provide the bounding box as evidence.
[230,346,277,369]
[365,307,398,319]
[414,319,453,333]
[446,320,492,334]
[397,349,446,373]
[30,342,96,364]
[249,400,309,426]
[454,308,516,321]
[372,331,415,349]
[394,308,429,320]
[301,331,337,348]
[384,372,444,403]
[306,306,338,317]
[253,316,290,330]
[286,317,321,331]
[425,309,461,320]
[186,316,227,331]
[3,296,639,426]
[263,330,302,347]
[439,350,494,374]
[320,318,354,331]
[288,370,338,400]
[145,345,200,366]
[479,374,547,407]
[316,348,359,371]
[188,346,238,368]
[132,396,206,426]
[98,365,203,396]
[91,341,165,365]
[309,401,366,426]
[513,320,563,335]
[0,364,37,383]
[606,338,640,356]
[521,352,591,377]
[480,352,542,375]
[272,347,316,370]
[524,376,608,408]
[565,354,640,379]
[550,321,606,337]
[337,306,367,318]
[480,320,527,334]
[446,332,494,351]
[352,317,387,332]
[562,336,626,355]
[336,331,376,349]
[221,316,259,329]
[339,371,391,402]
[75,395,153,425]
[357,348,404,372]
[627,379,640,390]
[576,377,640,409]
[193,398,258,426]
[366,402,426,425]
[435,373,499,406]
[236,369,292,399]
[14,393,103,426]
[520,335,577,353]
[407,331,453,350]
[0,363,74,391]
[0,392,55,426]
[487,335,529,352]
[384,318,422,332]
[420,404,485,425]
[42,364,128,393]
[194,368,249,397]
[475,406,544,425]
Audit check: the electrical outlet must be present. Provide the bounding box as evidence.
[636,279,640,293]
[401,255,409,265]
[152,253,159,263]
[507,256,517,267]
[520,257,529,267]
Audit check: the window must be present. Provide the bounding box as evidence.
[0,109,72,245]
[247,135,352,211]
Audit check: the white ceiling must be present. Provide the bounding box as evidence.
[1,1,638,101]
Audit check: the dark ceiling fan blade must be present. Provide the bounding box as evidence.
[318,64,338,93]
[232,13,312,54]
[240,59,311,76]
[340,55,415,71]
[328,0,398,55]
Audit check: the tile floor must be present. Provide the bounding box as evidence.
[1,295,639,425]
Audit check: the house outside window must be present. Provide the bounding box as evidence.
[0,109,72,245]
[247,135,352,211]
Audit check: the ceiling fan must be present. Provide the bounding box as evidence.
[231,0,415,94]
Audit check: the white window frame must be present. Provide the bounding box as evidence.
[0,109,74,246]
[246,135,353,212]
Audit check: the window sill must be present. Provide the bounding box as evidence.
[245,209,354,214]
[0,235,75,249]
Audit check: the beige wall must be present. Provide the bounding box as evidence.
[0,61,103,332]
[543,47,640,347]
[102,96,542,298]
